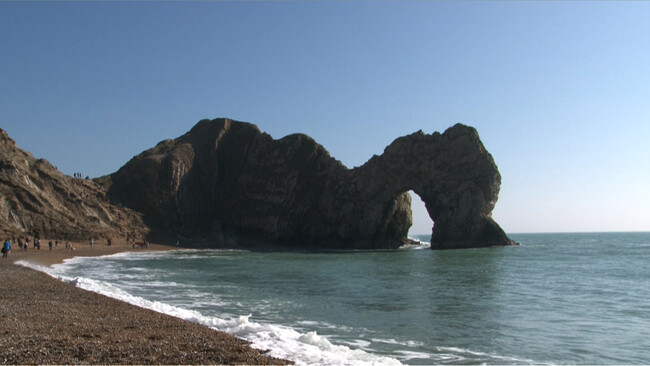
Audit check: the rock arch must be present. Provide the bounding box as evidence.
[103,119,515,250]
[344,124,515,249]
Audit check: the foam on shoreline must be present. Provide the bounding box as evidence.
[17,258,403,366]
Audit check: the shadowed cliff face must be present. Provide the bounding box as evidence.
[101,118,514,249]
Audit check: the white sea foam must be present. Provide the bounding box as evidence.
[294,320,359,332]
[371,338,423,348]
[436,346,541,364]
[400,237,431,250]
[393,350,432,361]
[16,259,403,366]
[372,337,401,345]
[341,339,372,350]
[15,260,53,274]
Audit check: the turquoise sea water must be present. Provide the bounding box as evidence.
[29,232,650,365]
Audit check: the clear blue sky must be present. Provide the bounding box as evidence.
[1,2,648,234]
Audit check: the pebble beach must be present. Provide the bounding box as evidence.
[0,240,292,365]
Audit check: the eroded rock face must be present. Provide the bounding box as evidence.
[351,125,515,249]
[101,118,514,249]
[0,129,147,240]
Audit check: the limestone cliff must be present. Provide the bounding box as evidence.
[100,118,515,249]
[0,128,147,241]
[349,125,514,249]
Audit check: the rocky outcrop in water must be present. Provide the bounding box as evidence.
[0,128,147,241]
[99,118,515,249]
[349,126,514,249]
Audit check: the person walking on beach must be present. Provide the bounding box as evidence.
[2,239,11,258]
[90,238,94,250]
[48,241,53,250]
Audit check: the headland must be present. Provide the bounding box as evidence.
[1,118,515,251]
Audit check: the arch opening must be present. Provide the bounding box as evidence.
[406,190,434,242]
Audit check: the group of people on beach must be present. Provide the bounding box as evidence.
[11,237,41,251]
[1,236,80,257]
[46,240,74,250]
[126,235,149,249]
[1,234,151,258]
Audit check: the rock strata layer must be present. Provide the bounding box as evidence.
[0,129,147,241]
[99,118,515,249]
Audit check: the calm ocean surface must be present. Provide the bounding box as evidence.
[27,232,650,365]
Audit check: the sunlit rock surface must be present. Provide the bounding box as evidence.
[0,129,147,240]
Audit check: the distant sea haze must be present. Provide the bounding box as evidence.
[24,232,650,365]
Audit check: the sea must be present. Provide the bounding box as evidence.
[19,232,650,365]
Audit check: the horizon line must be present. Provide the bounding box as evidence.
[410,230,650,236]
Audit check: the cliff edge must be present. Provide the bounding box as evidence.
[0,129,147,241]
